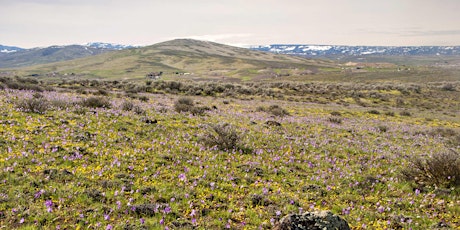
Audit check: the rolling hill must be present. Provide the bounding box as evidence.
[0,44,125,68]
[7,39,335,81]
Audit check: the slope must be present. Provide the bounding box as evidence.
[9,39,335,81]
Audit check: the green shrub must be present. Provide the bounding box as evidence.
[328,117,342,124]
[400,111,411,117]
[385,111,395,116]
[121,101,134,111]
[330,111,342,116]
[376,125,388,132]
[264,105,289,117]
[200,123,242,151]
[402,150,460,188]
[367,109,380,115]
[80,96,111,109]
[16,97,49,114]
[174,97,208,115]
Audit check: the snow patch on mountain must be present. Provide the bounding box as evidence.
[250,44,460,57]
[85,42,138,50]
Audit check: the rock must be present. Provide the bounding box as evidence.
[431,221,451,229]
[276,210,350,230]
[265,120,282,127]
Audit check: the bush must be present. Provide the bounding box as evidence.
[376,125,388,132]
[174,97,208,115]
[402,150,460,188]
[328,117,342,124]
[268,105,289,116]
[400,111,411,117]
[16,97,49,114]
[121,101,134,111]
[200,123,241,151]
[441,83,456,91]
[80,96,111,109]
[367,109,380,115]
[330,111,342,116]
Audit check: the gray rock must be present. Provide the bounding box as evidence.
[276,210,350,230]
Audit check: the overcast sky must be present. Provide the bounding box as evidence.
[1,0,459,48]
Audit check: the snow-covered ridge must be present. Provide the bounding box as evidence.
[85,42,138,50]
[0,45,23,53]
[250,44,460,56]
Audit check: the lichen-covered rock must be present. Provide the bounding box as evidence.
[276,210,350,230]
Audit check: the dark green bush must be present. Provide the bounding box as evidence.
[402,150,460,188]
[328,117,342,124]
[174,97,208,115]
[367,109,380,115]
[200,123,242,151]
[16,97,49,114]
[80,96,111,109]
[121,101,134,111]
[400,111,411,117]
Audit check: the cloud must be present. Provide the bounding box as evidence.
[403,29,460,37]
[171,33,254,44]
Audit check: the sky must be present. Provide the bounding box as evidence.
[1,0,459,48]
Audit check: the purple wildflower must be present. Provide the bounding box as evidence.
[45,200,53,212]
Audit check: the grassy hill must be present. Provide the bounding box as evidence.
[4,39,335,81]
[0,45,113,68]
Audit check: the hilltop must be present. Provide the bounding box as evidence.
[5,39,334,81]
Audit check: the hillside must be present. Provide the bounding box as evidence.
[6,39,335,81]
[0,43,139,68]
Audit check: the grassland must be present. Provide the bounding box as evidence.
[0,75,459,229]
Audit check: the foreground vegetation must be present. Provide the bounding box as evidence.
[0,77,459,229]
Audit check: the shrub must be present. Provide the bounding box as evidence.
[133,105,146,115]
[376,125,388,132]
[80,96,111,109]
[94,89,108,96]
[441,83,455,91]
[16,97,49,114]
[328,117,342,124]
[401,150,460,188]
[385,111,395,116]
[174,97,207,115]
[330,111,342,116]
[400,111,411,117]
[256,105,289,116]
[121,101,134,111]
[367,109,380,115]
[200,123,241,151]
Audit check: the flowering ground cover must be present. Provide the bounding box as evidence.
[0,84,459,229]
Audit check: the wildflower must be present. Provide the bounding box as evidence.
[275,210,281,216]
[104,214,110,221]
[178,173,186,181]
[160,217,165,225]
[106,224,113,230]
[34,189,45,199]
[19,218,24,224]
[45,200,53,212]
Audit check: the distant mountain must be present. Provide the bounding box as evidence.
[85,42,138,50]
[0,43,136,68]
[250,45,460,57]
[0,45,24,54]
